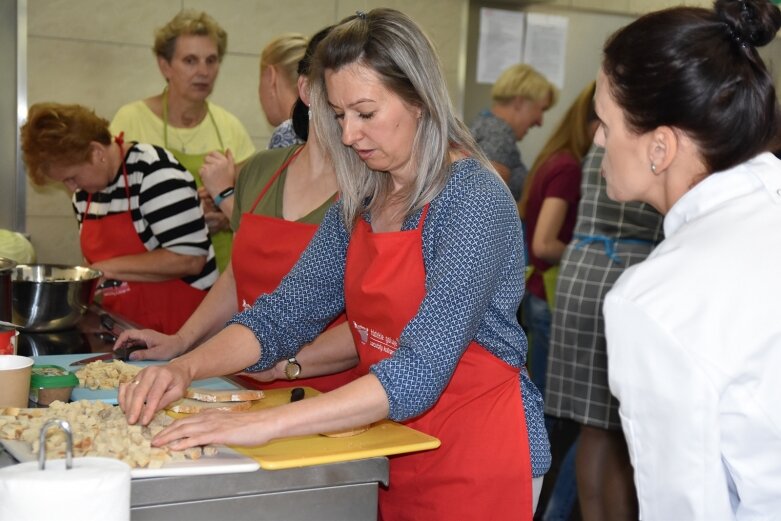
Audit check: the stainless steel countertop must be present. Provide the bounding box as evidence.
[1,449,389,520]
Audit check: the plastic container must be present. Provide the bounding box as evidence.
[29,364,78,405]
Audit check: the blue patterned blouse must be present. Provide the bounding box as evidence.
[267,119,303,150]
[231,157,551,477]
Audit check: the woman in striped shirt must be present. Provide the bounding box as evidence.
[21,103,217,334]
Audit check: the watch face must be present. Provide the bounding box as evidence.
[285,360,301,380]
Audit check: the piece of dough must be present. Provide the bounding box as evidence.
[320,425,370,438]
[185,387,265,403]
[166,398,253,414]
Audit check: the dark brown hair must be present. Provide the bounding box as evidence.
[291,25,335,142]
[602,0,781,174]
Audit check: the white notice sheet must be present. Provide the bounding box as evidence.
[523,13,568,89]
[476,8,525,84]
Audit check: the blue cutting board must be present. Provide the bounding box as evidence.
[33,354,240,404]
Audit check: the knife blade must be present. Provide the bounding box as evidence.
[70,352,116,366]
[70,341,147,366]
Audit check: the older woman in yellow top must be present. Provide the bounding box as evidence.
[110,9,255,272]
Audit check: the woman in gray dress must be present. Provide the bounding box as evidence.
[545,144,663,520]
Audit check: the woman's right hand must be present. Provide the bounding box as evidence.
[199,149,236,198]
[118,362,192,426]
[113,329,188,361]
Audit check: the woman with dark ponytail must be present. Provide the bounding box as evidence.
[115,26,359,393]
[597,0,781,518]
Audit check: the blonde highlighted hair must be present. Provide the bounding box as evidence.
[492,64,558,106]
[310,8,493,228]
[518,80,597,218]
[21,103,112,186]
[153,9,227,62]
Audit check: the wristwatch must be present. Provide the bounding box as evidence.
[284,357,302,380]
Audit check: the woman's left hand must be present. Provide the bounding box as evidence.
[153,409,273,449]
[198,186,231,233]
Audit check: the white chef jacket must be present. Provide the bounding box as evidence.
[604,152,781,520]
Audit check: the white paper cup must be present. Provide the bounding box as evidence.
[0,355,34,408]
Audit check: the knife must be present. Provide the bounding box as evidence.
[70,341,147,366]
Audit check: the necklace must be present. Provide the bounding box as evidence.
[169,121,204,154]
[162,88,211,154]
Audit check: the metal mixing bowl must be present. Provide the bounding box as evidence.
[12,264,102,332]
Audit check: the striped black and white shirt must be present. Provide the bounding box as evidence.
[72,142,217,290]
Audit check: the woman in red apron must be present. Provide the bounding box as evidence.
[120,11,547,520]
[115,26,357,393]
[342,205,534,518]
[20,104,216,335]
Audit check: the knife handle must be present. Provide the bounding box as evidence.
[290,387,305,403]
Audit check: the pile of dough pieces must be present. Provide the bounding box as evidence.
[75,360,141,390]
[0,400,217,468]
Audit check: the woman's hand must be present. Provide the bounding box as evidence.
[119,362,192,426]
[113,329,188,361]
[198,187,231,234]
[152,409,274,450]
[153,375,392,450]
[199,149,236,199]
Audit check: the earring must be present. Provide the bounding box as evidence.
[650,163,657,173]
[308,108,312,120]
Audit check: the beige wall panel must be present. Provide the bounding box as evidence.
[28,38,160,118]
[759,39,781,91]
[628,0,685,14]
[443,70,465,117]
[208,53,268,144]
[29,0,182,45]
[571,0,630,12]
[334,0,383,18]
[185,0,336,55]
[26,215,82,266]
[26,183,73,218]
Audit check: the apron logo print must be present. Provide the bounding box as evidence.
[353,321,369,343]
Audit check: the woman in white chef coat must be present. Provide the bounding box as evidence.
[595,0,781,519]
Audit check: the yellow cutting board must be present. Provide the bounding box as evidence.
[204,387,441,470]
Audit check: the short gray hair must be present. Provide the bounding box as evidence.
[310,8,493,228]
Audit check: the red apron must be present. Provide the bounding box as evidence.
[231,146,354,392]
[80,136,207,335]
[344,205,534,520]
